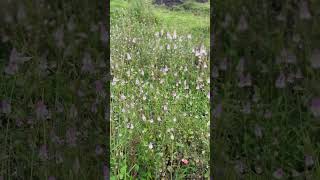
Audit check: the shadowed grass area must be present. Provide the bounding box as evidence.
[213,0,320,179]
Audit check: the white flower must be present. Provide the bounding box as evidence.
[171,30,176,39]
[126,53,131,60]
[120,94,126,100]
[170,134,174,140]
[148,142,153,149]
[126,123,134,129]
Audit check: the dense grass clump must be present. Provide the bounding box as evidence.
[111,0,209,178]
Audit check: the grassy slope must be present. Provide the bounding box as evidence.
[110,0,209,43]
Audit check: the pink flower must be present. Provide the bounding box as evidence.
[100,23,108,45]
[213,103,222,118]
[4,48,31,75]
[48,176,56,180]
[81,52,95,73]
[300,1,312,20]
[181,158,189,165]
[310,97,320,117]
[35,100,49,119]
[95,80,104,93]
[281,49,297,64]
[275,72,286,89]
[66,128,77,147]
[305,154,314,167]
[234,161,245,174]
[95,145,103,155]
[242,102,251,114]
[0,100,11,114]
[103,165,109,180]
[273,168,285,179]
[238,73,252,87]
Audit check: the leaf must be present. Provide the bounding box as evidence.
[120,165,127,179]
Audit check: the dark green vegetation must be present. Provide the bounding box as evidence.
[0,0,107,179]
[213,0,320,179]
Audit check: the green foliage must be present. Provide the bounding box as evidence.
[111,1,209,178]
[128,0,158,25]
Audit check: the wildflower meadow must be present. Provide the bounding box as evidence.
[213,0,320,179]
[111,0,209,178]
[0,0,108,179]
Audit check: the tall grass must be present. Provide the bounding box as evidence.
[111,1,209,178]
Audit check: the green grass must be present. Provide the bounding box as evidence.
[0,0,107,179]
[111,0,209,178]
[213,0,320,179]
[111,0,209,43]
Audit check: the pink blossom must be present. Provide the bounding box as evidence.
[181,158,189,165]
[95,145,103,155]
[273,168,285,179]
[0,100,11,114]
[305,154,314,167]
[95,80,104,93]
[234,161,245,174]
[48,176,56,180]
[4,48,31,75]
[310,97,320,117]
[66,128,77,147]
[103,165,109,180]
[35,100,48,119]
[81,52,95,73]
[275,72,286,89]
[300,1,312,20]
[100,23,108,45]
[238,73,252,87]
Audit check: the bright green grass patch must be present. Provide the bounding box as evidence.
[111,0,209,42]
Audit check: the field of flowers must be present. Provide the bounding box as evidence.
[111,0,209,178]
[0,0,108,179]
[213,0,320,179]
